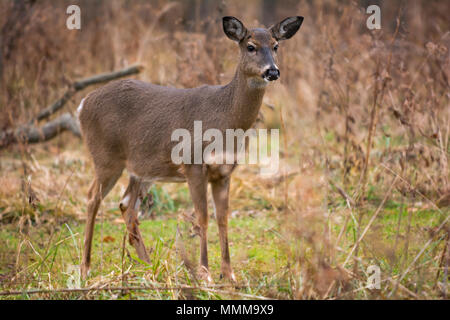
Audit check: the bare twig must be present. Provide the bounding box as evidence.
[0,283,273,299]
[388,215,450,297]
[358,16,400,200]
[329,180,355,207]
[381,163,444,214]
[434,232,449,293]
[343,176,398,267]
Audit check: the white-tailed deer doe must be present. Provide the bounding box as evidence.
[78,16,303,282]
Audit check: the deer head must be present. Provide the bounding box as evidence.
[223,16,304,85]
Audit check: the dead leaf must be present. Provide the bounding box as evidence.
[102,235,115,243]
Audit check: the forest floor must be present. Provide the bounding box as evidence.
[0,137,447,300]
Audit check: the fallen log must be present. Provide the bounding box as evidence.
[1,113,81,148]
[1,65,144,149]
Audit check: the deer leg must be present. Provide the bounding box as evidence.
[211,176,236,282]
[120,180,152,216]
[120,176,150,263]
[81,179,101,280]
[185,165,212,282]
[81,167,122,279]
[138,181,153,218]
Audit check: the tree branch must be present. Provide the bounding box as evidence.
[1,65,144,149]
[32,64,144,123]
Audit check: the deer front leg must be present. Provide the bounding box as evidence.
[185,165,212,283]
[120,177,150,264]
[211,176,236,283]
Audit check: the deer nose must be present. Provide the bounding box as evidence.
[263,68,280,81]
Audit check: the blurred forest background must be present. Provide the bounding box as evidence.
[0,0,449,299]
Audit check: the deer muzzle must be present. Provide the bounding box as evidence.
[262,68,280,81]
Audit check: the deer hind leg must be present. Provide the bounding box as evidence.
[81,165,123,280]
[119,176,150,263]
[211,176,236,283]
[185,165,212,283]
[120,180,152,219]
[139,182,154,219]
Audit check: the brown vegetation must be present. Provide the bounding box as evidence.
[0,0,449,299]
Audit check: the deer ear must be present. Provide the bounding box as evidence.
[223,16,247,42]
[270,16,304,41]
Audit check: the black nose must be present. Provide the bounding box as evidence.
[263,68,280,81]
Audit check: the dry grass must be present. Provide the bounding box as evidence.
[0,0,449,299]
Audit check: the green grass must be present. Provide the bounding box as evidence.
[1,199,446,299]
[0,204,291,299]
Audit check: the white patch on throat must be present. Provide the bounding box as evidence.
[248,77,268,89]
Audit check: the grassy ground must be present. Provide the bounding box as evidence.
[0,1,449,300]
[0,209,287,299]
[0,138,447,300]
[0,143,296,299]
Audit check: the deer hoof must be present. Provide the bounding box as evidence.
[220,270,236,284]
[80,264,90,280]
[198,266,214,284]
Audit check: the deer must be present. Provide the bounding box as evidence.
[78,16,304,282]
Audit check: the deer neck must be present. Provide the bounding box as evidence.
[225,65,267,130]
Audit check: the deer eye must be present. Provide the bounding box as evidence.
[274,44,279,52]
[247,45,256,52]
